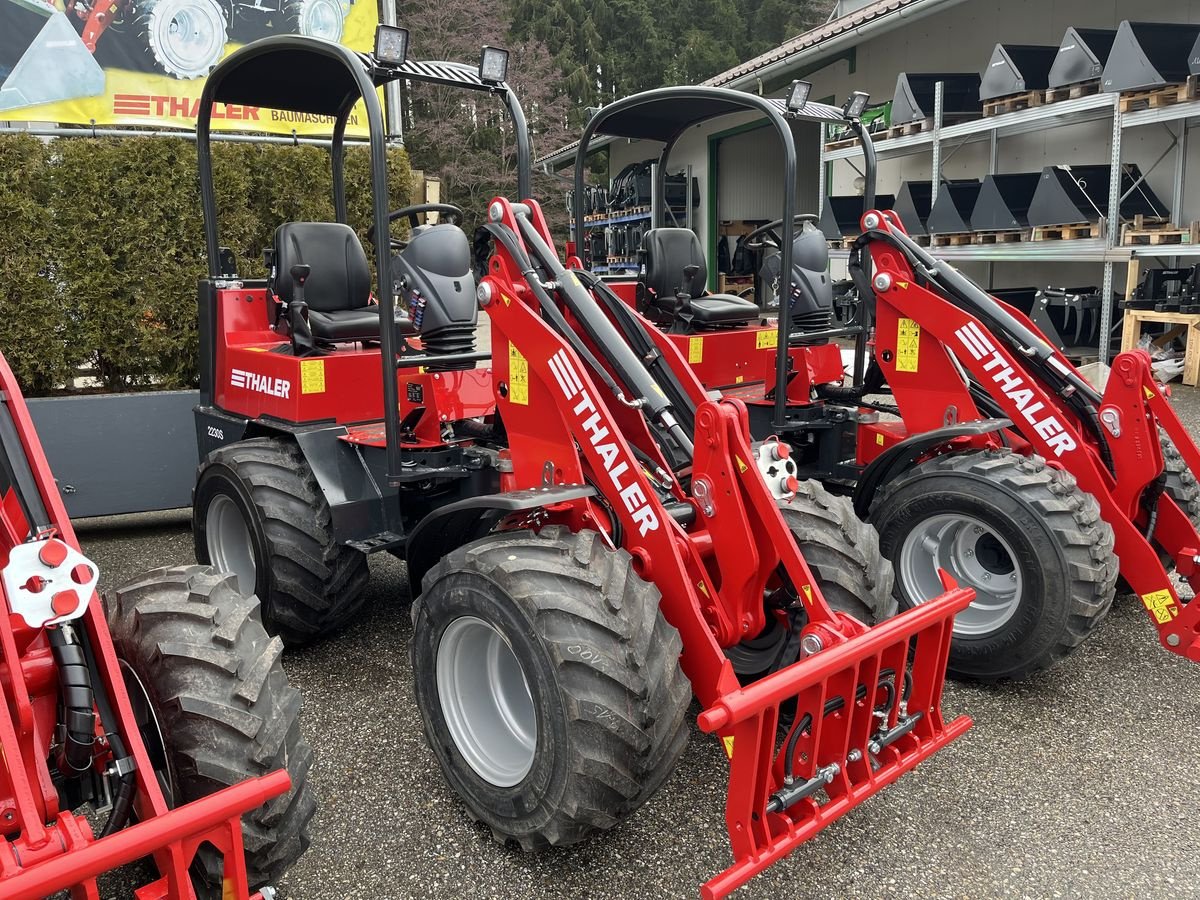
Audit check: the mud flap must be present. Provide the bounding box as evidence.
[696,584,973,900]
[0,1,106,113]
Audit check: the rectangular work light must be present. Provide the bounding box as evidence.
[786,80,812,112]
[479,46,509,84]
[375,25,409,66]
[842,90,871,120]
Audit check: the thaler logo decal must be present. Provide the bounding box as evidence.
[230,368,291,399]
[547,349,659,536]
[954,322,1076,457]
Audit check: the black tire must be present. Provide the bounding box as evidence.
[1160,433,1200,527]
[134,0,228,79]
[728,482,895,678]
[781,480,897,623]
[280,0,347,40]
[194,437,369,647]
[870,449,1117,682]
[410,526,691,849]
[106,565,315,891]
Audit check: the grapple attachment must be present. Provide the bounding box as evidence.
[697,585,971,898]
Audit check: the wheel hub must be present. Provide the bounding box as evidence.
[146,0,227,79]
[298,0,344,40]
[205,494,256,596]
[436,616,537,788]
[118,659,176,807]
[899,513,1023,636]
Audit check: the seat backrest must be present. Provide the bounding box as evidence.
[641,228,708,301]
[271,222,371,313]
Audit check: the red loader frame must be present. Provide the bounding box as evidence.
[483,198,973,897]
[0,351,289,899]
[864,210,1200,661]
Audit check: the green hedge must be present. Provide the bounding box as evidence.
[0,134,414,395]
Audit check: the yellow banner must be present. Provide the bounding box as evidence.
[0,0,378,136]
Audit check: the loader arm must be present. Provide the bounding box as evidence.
[862,209,1200,662]
[482,198,973,898]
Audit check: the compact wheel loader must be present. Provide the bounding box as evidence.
[188,32,973,898]
[570,87,1200,683]
[0,346,313,898]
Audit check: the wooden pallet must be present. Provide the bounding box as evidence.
[1031,222,1103,242]
[823,135,861,151]
[973,229,1029,245]
[1119,76,1200,114]
[827,237,856,250]
[982,90,1043,117]
[1122,220,1200,246]
[1042,80,1100,105]
[930,232,974,247]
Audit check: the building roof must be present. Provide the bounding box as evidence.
[705,0,929,87]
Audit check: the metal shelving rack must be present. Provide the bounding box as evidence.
[820,82,1200,361]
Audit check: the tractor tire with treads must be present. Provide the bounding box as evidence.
[870,449,1117,682]
[728,482,895,678]
[105,565,315,892]
[1160,433,1200,527]
[135,0,228,79]
[410,526,691,849]
[193,437,369,647]
[280,0,347,40]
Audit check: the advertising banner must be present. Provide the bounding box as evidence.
[0,0,378,135]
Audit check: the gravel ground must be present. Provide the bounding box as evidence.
[76,387,1200,900]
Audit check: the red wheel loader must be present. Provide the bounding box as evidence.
[189,33,973,898]
[0,342,313,898]
[570,87,1200,683]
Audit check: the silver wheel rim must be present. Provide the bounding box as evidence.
[205,494,257,596]
[899,513,1023,636]
[149,0,226,79]
[298,0,343,40]
[436,615,537,787]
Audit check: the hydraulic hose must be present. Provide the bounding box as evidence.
[48,626,97,775]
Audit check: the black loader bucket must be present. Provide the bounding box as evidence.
[970,172,1042,230]
[1049,27,1118,88]
[891,72,981,124]
[980,44,1059,100]
[0,0,104,113]
[1102,21,1200,92]
[819,194,895,240]
[926,180,982,234]
[894,180,977,236]
[1028,164,1168,227]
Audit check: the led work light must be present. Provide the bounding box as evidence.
[375,25,409,66]
[786,80,812,112]
[479,46,509,84]
[843,90,870,120]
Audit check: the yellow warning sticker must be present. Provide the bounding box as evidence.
[246,347,267,352]
[222,877,237,900]
[689,336,704,364]
[1144,386,1156,399]
[756,330,778,351]
[299,359,326,394]
[735,375,744,384]
[800,583,813,605]
[508,343,529,405]
[1141,589,1178,625]
[896,318,921,373]
[735,455,748,473]
[698,581,710,597]
[722,736,735,759]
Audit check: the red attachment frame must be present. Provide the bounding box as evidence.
[865,209,1200,662]
[0,352,288,898]
[482,198,973,897]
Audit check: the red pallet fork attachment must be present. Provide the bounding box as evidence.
[0,770,289,900]
[697,584,971,899]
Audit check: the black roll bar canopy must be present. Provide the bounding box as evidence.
[571,85,877,429]
[196,34,532,486]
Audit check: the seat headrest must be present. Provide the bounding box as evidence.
[642,228,707,300]
[272,222,371,313]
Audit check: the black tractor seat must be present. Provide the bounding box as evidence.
[637,228,759,331]
[271,222,416,343]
